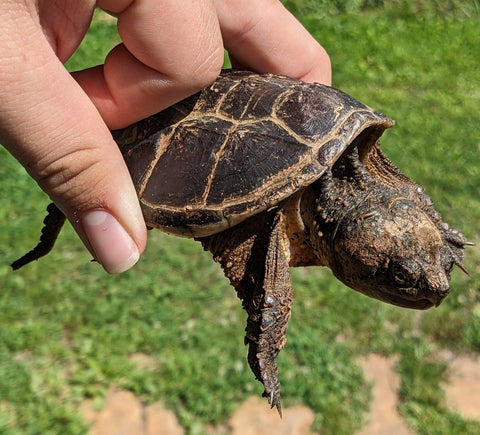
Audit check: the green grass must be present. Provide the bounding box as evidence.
[1,4,480,434]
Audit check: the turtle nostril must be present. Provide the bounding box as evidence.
[432,283,450,307]
[422,268,450,305]
[437,274,450,294]
[439,282,450,295]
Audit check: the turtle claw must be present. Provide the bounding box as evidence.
[263,389,283,417]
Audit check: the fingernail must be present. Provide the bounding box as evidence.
[81,210,139,274]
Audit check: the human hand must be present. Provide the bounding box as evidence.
[0,0,330,274]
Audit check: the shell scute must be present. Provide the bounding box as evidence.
[206,120,313,204]
[142,117,233,208]
[218,75,286,120]
[274,83,347,142]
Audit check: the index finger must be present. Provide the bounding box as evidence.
[74,0,224,129]
[215,0,331,85]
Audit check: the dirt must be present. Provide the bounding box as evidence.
[80,353,480,434]
[356,354,413,435]
[440,352,480,420]
[81,389,184,435]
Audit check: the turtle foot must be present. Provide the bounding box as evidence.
[243,212,292,417]
[247,337,283,417]
[199,210,293,415]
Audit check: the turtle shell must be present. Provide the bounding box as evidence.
[113,70,394,237]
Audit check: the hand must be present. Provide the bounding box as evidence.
[0,0,331,274]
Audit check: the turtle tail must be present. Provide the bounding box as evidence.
[11,202,66,270]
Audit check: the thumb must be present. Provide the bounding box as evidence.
[0,19,147,273]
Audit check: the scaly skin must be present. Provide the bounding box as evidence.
[200,211,293,415]
[11,203,66,271]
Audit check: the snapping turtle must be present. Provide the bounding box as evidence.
[12,70,469,413]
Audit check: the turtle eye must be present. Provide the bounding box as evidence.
[391,261,420,287]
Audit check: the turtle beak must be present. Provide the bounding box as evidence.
[417,266,450,307]
[380,268,450,310]
[420,267,450,307]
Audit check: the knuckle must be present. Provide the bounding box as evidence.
[219,0,280,40]
[31,145,104,206]
[312,44,331,67]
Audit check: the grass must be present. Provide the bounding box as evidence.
[1,3,479,434]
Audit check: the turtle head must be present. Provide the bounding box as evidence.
[310,173,468,310]
[329,197,458,309]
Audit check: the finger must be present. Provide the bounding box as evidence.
[37,0,96,63]
[0,5,146,273]
[214,0,331,85]
[74,0,224,129]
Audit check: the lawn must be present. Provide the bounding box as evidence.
[1,2,479,434]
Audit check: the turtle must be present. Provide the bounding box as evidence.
[12,69,470,414]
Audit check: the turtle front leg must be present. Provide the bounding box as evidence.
[199,210,293,415]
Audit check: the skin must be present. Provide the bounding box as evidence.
[302,170,453,310]
[0,0,331,273]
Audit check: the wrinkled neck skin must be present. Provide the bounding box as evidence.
[296,143,468,310]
